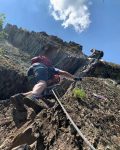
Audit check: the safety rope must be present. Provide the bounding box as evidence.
[52,89,96,150]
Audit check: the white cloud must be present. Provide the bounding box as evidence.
[49,0,91,32]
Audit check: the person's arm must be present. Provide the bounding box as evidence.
[58,70,74,80]
[53,68,82,81]
[58,70,82,81]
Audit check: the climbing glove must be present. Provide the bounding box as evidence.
[74,77,82,81]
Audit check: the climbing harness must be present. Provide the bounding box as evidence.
[52,89,96,150]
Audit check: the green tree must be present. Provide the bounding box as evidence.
[0,13,5,31]
[0,13,7,40]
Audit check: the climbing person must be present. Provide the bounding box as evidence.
[88,48,104,60]
[82,49,104,76]
[10,55,82,114]
[25,62,81,98]
[28,55,60,87]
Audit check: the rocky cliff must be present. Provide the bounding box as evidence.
[0,24,87,99]
[0,24,120,150]
[5,24,86,73]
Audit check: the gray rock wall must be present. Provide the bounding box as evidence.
[5,24,87,74]
[0,67,28,99]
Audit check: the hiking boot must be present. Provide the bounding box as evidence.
[10,93,26,112]
[11,93,25,100]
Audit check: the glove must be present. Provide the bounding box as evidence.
[74,77,82,81]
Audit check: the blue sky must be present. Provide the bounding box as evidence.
[0,0,120,64]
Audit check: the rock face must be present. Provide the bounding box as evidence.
[0,24,87,99]
[0,40,30,99]
[86,61,120,82]
[0,24,120,150]
[5,24,86,73]
[0,66,27,99]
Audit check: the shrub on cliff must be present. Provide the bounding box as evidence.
[73,88,86,99]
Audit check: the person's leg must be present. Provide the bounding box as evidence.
[23,81,48,113]
[22,80,47,98]
[31,80,47,98]
[23,91,32,96]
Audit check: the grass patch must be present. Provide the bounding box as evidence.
[73,88,86,99]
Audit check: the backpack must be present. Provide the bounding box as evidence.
[99,51,104,58]
[31,55,60,84]
[31,55,52,67]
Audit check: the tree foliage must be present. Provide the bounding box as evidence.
[0,13,5,31]
[0,13,7,40]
